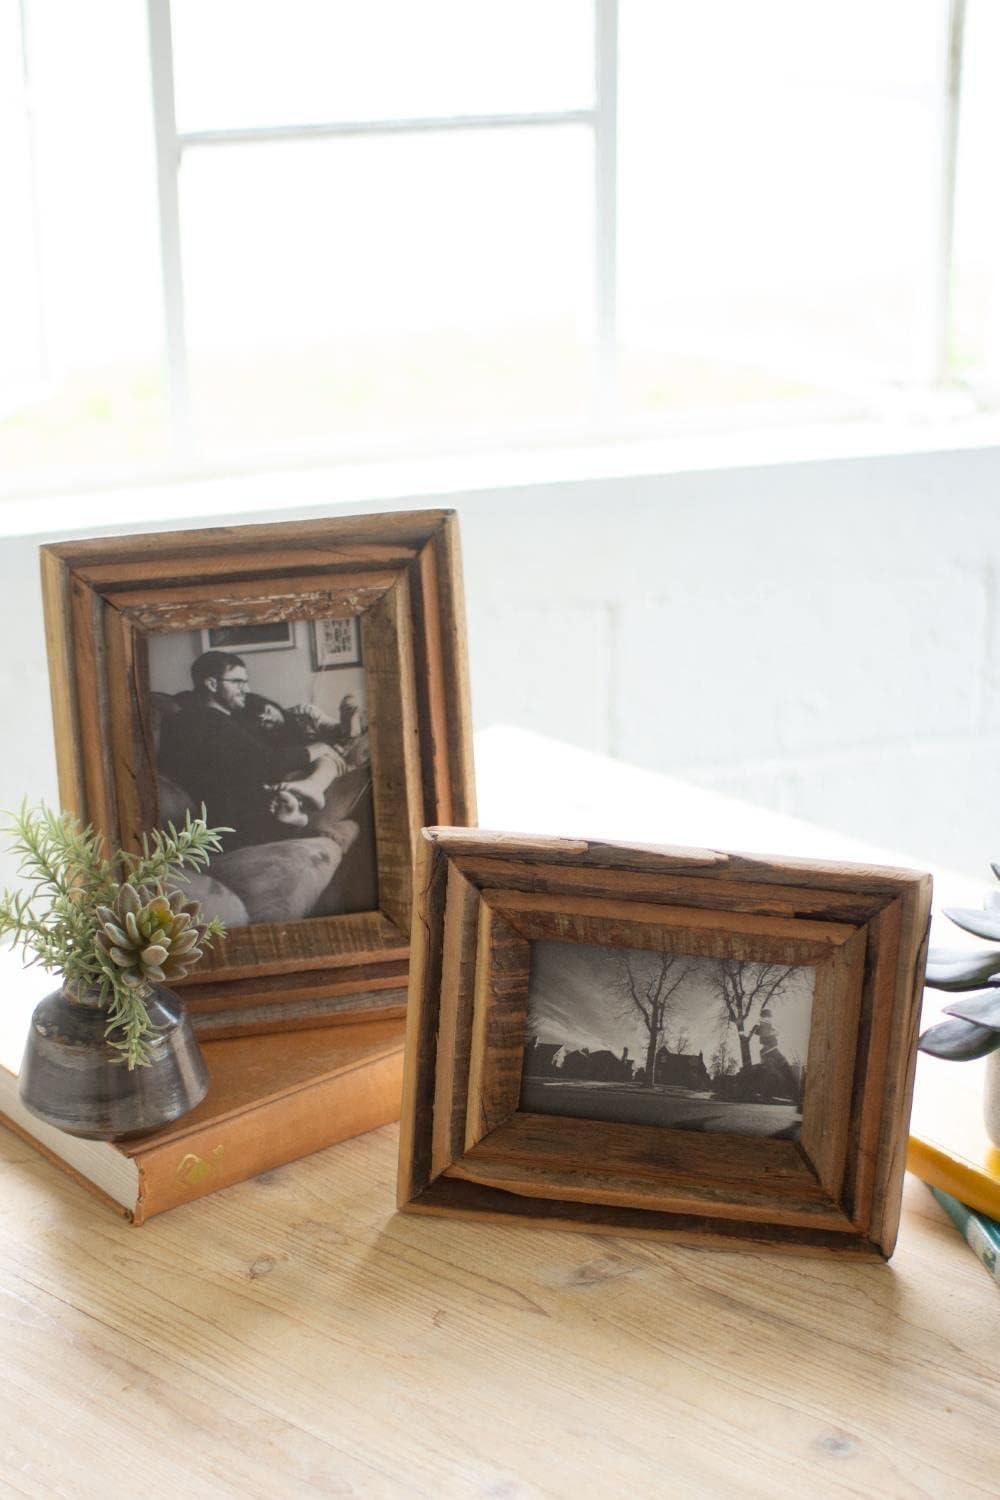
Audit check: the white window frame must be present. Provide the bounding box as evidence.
[146,0,619,459]
[5,0,977,487]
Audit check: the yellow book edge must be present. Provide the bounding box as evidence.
[907,1049,1000,1220]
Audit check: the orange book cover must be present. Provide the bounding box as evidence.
[907,1050,1000,1220]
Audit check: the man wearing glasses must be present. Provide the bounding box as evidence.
[157,650,345,850]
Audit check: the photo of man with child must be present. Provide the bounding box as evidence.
[147,619,376,926]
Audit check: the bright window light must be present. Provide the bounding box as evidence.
[0,0,994,497]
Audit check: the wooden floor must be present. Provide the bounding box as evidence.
[1,1120,995,1500]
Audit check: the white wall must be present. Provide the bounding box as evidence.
[1,443,998,889]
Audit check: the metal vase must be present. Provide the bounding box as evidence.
[19,981,209,1141]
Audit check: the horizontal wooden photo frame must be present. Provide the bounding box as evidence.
[398,830,932,1257]
[40,511,475,1034]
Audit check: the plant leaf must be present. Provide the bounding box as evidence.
[924,947,1000,990]
[918,1016,1000,1060]
[118,884,141,916]
[943,989,1000,1029]
[942,907,1000,942]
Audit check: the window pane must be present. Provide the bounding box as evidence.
[180,128,594,453]
[951,0,1000,397]
[0,2,43,411]
[0,1,167,488]
[171,0,594,134]
[619,0,945,419]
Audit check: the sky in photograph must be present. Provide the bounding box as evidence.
[526,940,815,1071]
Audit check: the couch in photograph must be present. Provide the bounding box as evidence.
[149,692,374,926]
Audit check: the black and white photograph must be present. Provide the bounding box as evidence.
[520,940,815,1139]
[147,616,377,927]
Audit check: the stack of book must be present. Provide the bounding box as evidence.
[907,1048,1000,1283]
[0,950,404,1224]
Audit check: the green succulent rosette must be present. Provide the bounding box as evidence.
[95,882,206,989]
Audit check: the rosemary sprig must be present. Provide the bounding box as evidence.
[0,805,229,1068]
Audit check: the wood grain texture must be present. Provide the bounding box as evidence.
[187,964,410,1014]
[430,862,482,1178]
[110,565,396,609]
[1,1127,994,1499]
[38,510,476,1034]
[400,830,932,1256]
[447,1113,855,1231]
[397,833,449,1208]
[868,877,934,1257]
[798,928,868,1200]
[362,572,422,933]
[408,513,476,828]
[186,910,407,983]
[43,507,450,562]
[74,542,419,589]
[463,909,531,1150]
[435,827,931,895]
[454,853,897,924]
[39,548,85,817]
[484,887,857,964]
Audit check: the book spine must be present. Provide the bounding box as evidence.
[929,1186,1000,1284]
[130,1050,403,1225]
[905,1135,1000,1221]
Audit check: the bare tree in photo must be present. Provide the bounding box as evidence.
[664,1024,691,1055]
[712,960,797,1071]
[614,951,693,1086]
[708,1038,737,1082]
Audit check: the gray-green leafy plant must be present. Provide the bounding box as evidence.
[919,861,1000,1062]
[0,804,228,1068]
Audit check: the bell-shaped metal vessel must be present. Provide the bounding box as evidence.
[19,982,209,1140]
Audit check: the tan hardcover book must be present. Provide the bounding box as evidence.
[0,951,404,1224]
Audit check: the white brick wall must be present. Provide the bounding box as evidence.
[1,443,999,888]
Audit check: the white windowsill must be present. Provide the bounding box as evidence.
[2,412,1000,542]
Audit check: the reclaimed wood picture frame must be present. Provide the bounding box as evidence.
[40,510,475,1036]
[398,830,932,1257]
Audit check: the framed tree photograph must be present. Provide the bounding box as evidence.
[398,830,932,1257]
[40,510,475,1036]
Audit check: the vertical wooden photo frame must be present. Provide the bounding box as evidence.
[40,510,475,1037]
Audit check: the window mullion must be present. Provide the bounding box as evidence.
[147,0,192,456]
[921,0,967,390]
[594,0,619,423]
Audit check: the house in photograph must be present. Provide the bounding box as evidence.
[522,1038,567,1078]
[552,1045,635,1084]
[653,1046,712,1091]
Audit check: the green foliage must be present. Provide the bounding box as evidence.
[0,804,228,1069]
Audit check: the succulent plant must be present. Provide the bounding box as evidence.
[0,804,227,1067]
[95,883,207,988]
[918,863,1000,1061]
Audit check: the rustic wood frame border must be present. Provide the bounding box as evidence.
[398,830,932,1257]
[40,511,475,1027]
